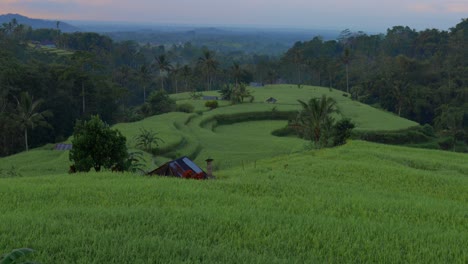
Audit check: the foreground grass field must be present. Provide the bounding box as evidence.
[1,85,464,262]
[0,141,467,263]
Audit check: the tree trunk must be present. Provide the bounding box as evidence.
[82,81,85,114]
[143,86,146,103]
[345,64,349,93]
[24,128,28,152]
[160,74,164,91]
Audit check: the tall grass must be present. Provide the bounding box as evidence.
[0,141,466,263]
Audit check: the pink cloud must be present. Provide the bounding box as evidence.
[407,3,438,13]
[446,3,468,13]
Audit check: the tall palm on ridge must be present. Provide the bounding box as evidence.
[14,92,52,151]
[198,50,218,91]
[139,64,152,102]
[154,54,172,91]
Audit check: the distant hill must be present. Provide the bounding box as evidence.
[0,13,80,32]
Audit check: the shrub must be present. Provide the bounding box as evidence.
[147,90,176,115]
[190,91,203,100]
[1,248,36,264]
[69,115,128,172]
[176,103,195,113]
[354,127,431,145]
[421,124,435,137]
[332,118,355,146]
[205,100,218,109]
[134,128,164,154]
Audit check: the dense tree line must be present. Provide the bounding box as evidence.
[0,18,466,156]
[277,20,467,137]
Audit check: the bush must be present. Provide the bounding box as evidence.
[69,115,128,172]
[176,103,195,113]
[421,124,435,137]
[332,118,355,146]
[190,91,203,100]
[205,100,218,109]
[354,126,431,145]
[147,90,176,115]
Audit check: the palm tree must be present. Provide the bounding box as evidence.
[231,62,243,88]
[342,48,351,93]
[171,63,182,93]
[14,92,52,151]
[198,50,218,91]
[154,54,172,91]
[293,50,304,86]
[181,65,192,92]
[295,95,339,147]
[139,64,152,102]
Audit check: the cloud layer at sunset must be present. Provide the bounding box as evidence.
[1,0,466,30]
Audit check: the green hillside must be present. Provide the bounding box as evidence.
[0,141,467,263]
[0,85,466,262]
[0,84,418,174]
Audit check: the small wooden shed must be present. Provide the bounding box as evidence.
[147,156,207,179]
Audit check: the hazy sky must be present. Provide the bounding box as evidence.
[1,0,467,31]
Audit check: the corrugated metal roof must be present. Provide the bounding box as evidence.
[54,143,72,150]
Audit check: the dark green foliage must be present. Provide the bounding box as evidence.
[421,124,435,137]
[175,103,194,113]
[69,115,128,172]
[271,125,295,137]
[12,92,52,152]
[355,126,432,145]
[134,128,164,154]
[294,95,339,148]
[200,111,297,129]
[0,248,36,264]
[115,151,146,173]
[189,91,203,100]
[219,83,253,104]
[146,90,176,116]
[204,100,218,110]
[332,119,355,146]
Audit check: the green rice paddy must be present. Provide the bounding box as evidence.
[0,85,466,263]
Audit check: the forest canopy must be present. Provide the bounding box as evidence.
[0,18,466,156]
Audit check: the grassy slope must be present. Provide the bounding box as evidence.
[0,141,467,263]
[0,84,419,174]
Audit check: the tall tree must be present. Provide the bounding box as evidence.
[181,65,192,92]
[138,64,152,102]
[154,54,172,91]
[342,48,351,93]
[13,92,52,151]
[198,50,218,91]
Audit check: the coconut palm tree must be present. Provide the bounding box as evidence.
[139,64,152,102]
[198,50,218,91]
[154,54,172,91]
[231,62,243,88]
[181,65,192,92]
[295,95,339,147]
[171,63,182,93]
[342,48,351,93]
[14,92,52,151]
